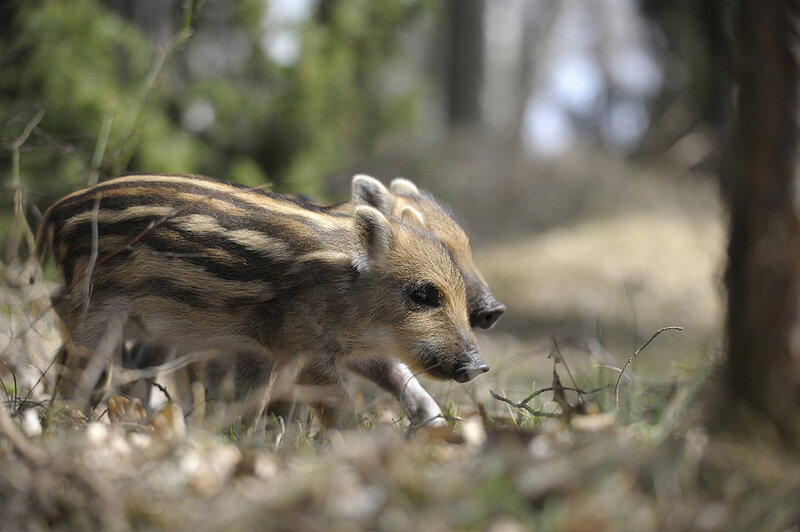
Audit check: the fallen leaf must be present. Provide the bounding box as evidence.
[150,403,186,439]
[107,395,145,423]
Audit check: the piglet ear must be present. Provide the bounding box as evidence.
[352,174,392,215]
[352,205,393,272]
[390,177,419,196]
[399,205,425,228]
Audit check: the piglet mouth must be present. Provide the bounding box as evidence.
[453,353,490,382]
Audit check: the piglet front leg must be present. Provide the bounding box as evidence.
[346,358,445,427]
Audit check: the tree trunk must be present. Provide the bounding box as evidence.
[105,0,179,46]
[725,0,800,442]
[445,0,485,129]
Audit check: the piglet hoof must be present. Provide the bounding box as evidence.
[423,415,448,428]
[403,411,448,439]
[406,405,446,429]
[410,418,465,444]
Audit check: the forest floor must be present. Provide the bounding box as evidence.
[2,151,799,531]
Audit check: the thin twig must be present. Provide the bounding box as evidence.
[150,381,172,403]
[489,389,561,418]
[551,337,584,404]
[550,366,577,417]
[116,0,197,172]
[86,109,115,186]
[489,381,610,419]
[614,325,683,410]
[10,108,45,256]
[113,350,214,386]
[21,353,59,407]
[0,399,46,464]
[81,195,101,315]
[518,383,611,407]
[0,375,9,403]
[26,128,91,172]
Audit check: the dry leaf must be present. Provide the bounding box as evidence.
[570,413,616,432]
[150,403,186,439]
[107,395,145,423]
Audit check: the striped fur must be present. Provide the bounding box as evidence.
[127,175,504,426]
[37,174,487,420]
[352,175,505,329]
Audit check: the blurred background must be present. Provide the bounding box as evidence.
[1,0,727,407]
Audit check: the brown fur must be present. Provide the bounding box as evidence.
[355,176,505,329]
[126,175,504,426]
[36,174,486,422]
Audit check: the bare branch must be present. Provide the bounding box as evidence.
[86,109,115,186]
[551,337,584,404]
[150,381,172,404]
[116,0,197,172]
[113,350,214,386]
[518,383,611,406]
[489,389,560,418]
[9,108,45,257]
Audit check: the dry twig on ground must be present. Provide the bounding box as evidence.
[614,325,683,410]
[489,370,609,420]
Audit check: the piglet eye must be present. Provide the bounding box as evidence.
[408,283,442,309]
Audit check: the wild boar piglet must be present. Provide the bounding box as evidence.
[36,174,488,420]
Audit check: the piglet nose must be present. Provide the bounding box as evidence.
[472,300,506,329]
[454,353,490,382]
[473,361,491,375]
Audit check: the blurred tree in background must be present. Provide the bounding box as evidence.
[0,0,430,245]
[1,0,732,253]
[638,0,729,171]
[725,0,800,443]
[444,0,483,128]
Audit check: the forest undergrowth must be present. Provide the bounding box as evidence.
[2,118,795,530]
[3,2,800,529]
[1,262,799,532]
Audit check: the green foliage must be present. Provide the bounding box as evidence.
[1,0,202,197]
[272,0,426,195]
[1,0,428,236]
